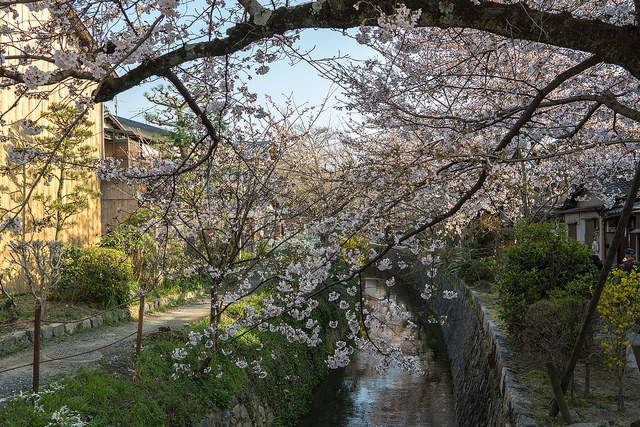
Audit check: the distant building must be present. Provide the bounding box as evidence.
[101,113,166,233]
[556,179,640,263]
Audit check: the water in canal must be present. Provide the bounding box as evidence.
[297,277,456,426]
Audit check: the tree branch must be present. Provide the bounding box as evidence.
[493,55,600,152]
[91,0,640,102]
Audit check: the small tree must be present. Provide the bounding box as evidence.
[33,103,100,241]
[7,240,64,316]
[598,268,640,412]
[522,274,597,394]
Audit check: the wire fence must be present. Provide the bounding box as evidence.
[0,294,149,393]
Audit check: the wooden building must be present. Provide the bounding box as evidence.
[0,5,103,293]
[556,179,640,264]
[101,113,165,233]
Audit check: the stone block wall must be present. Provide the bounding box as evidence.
[429,275,538,427]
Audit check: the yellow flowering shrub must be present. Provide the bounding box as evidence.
[597,268,640,412]
[341,235,369,266]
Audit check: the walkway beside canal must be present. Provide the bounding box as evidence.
[0,299,210,399]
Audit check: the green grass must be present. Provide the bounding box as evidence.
[0,292,345,426]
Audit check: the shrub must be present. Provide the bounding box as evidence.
[522,274,593,365]
[100,209,177,288]
[493,220,597,342]
[438,240,494,286]
[59,247,135,308]
[598,268,640,412]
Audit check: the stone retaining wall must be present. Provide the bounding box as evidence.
[430,275,537,427]
[196,395,275,427]
[0,290,202,356]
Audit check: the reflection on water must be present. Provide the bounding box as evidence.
[297,278,455,427]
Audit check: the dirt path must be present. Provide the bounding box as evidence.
[0,299,210,399]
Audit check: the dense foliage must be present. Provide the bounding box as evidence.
[99,209,177,289]
[58,247,135,308]
[493,221,597,341]
[521,274,594,364]
[438,239,495,286]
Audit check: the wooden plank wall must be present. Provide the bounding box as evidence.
[0,5,104,294]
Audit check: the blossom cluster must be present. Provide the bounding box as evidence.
[22,66,51,90]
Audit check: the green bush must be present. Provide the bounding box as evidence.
[99,209,177,288]
[59,247,135,308]
[493,221,597,342]
[522,274,593,364]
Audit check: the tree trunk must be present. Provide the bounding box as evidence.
[209,276,221,328]
[617,371,625,412]
[54,165,65,242]
[551,159,640,415]
[585,359,590,395]
[210,286,218,327]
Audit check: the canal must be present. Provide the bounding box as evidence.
[297,277,456,426]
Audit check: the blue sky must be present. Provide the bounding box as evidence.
[106,29,374,130]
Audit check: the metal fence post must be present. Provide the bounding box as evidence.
[33,302,41,393]
[136,292,145,355]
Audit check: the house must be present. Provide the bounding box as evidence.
[101,113,166,233]
[556,178,640,263]
[0,5,104,293]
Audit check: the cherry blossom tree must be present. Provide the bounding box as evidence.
[2,0,640,231]
[4,0,640,405]
[137,98,330,335]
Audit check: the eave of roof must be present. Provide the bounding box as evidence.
[603,201,640,216]
[556,206,602,215]
[115,115,169,137]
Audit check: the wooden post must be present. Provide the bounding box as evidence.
[33,302,41,393]
[546,362,572,424]
[136,293,145,355]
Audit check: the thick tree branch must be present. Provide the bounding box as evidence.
[0,68,96,86]
[493,55,600,152]
[93,0,640,102]
[237,0,268,17]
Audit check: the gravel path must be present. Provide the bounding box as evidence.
[0,299,210,399]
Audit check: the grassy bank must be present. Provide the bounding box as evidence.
[0,292,346,426]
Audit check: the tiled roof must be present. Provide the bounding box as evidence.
[115,116,169,139]
[602,177,631,199]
